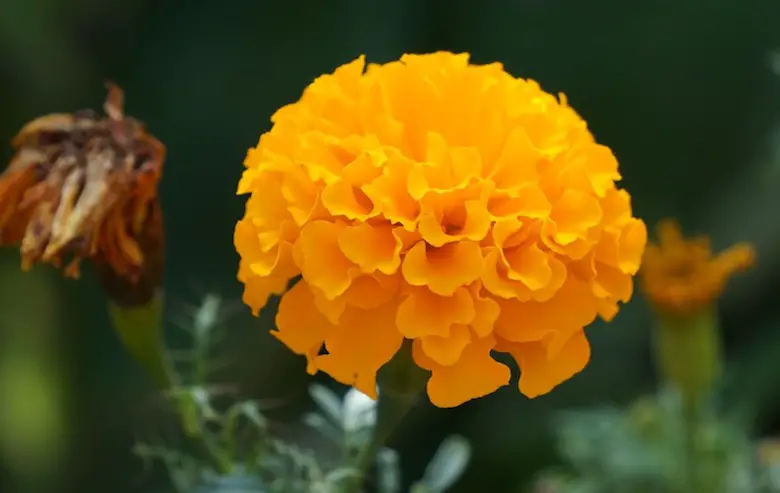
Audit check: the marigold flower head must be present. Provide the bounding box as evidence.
[235,52,647,407]
[0,83,165,303]
[640,219,755,316]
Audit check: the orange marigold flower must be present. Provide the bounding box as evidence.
[0,83,165,305]
[235,52,647,407]
[640,219,755,316]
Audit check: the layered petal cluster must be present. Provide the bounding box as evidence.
[235,52,647,407]
[640,219,755,316]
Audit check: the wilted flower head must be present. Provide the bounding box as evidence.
[640,219,754,316]
[235,52,646,407]
[0,83,165,304]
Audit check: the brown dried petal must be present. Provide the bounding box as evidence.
[1,83,165,292]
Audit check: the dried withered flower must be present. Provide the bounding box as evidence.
[0,82,165,305]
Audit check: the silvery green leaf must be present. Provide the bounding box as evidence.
[238,401,268,431]
[376,447,401,493]
[323,466,361,485]
[309,478,341,493]
[555,408,625,467]
[766,464,780,492]
[194,467,266,493]
[342,387,377,434]
[302,412,341,443]
[725,457,754,492]
[416,435,471,493]
[184,386,218,420]
[309,384,343,425]
[303,412,328,430]
[193,294,222,339]
[601,443,654,479]
[768,49,780,77]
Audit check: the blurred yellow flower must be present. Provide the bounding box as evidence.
[640,219,755,316]
[235,52,646,407]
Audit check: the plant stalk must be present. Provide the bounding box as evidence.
[653,306,721,493]
[343,342,428,493]
[107,293,232,475]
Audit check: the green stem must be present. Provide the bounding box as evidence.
[652,306,721,493]
[107,293,172,389]
[356,388,418,474]
[107,293,232,475]
[682,400,700,493]
[199,430,234,475]
[653,306,721,409]
[193,327,210,385]
[343,342,428,493]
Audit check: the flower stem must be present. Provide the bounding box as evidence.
[107,292,172,389]
[681,400,701,493]
[653,306,721,408]
[345,342,428,493]
[107,292,232,475]
[357,387,418,474]
[653,306,721,493]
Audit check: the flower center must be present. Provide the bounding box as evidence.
[441,203,468,236]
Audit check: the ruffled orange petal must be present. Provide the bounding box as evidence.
[542,190,603,259]
[402,240,483,295]
[294,220,358,299]
[500,329,591,398]
[469,282,500,338]
[362,151,420,231]
[273,281,335,374]
[420,324,472,366]
[396,286,475,338]
[316,300,404,399]
[494,276,598,355]
[338,222,402,275]
[313,272,400,324]
[414,335,511,408]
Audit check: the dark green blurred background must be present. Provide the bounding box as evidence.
[2,1,780,492]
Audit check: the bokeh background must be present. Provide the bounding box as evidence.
[2,1,780,492]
